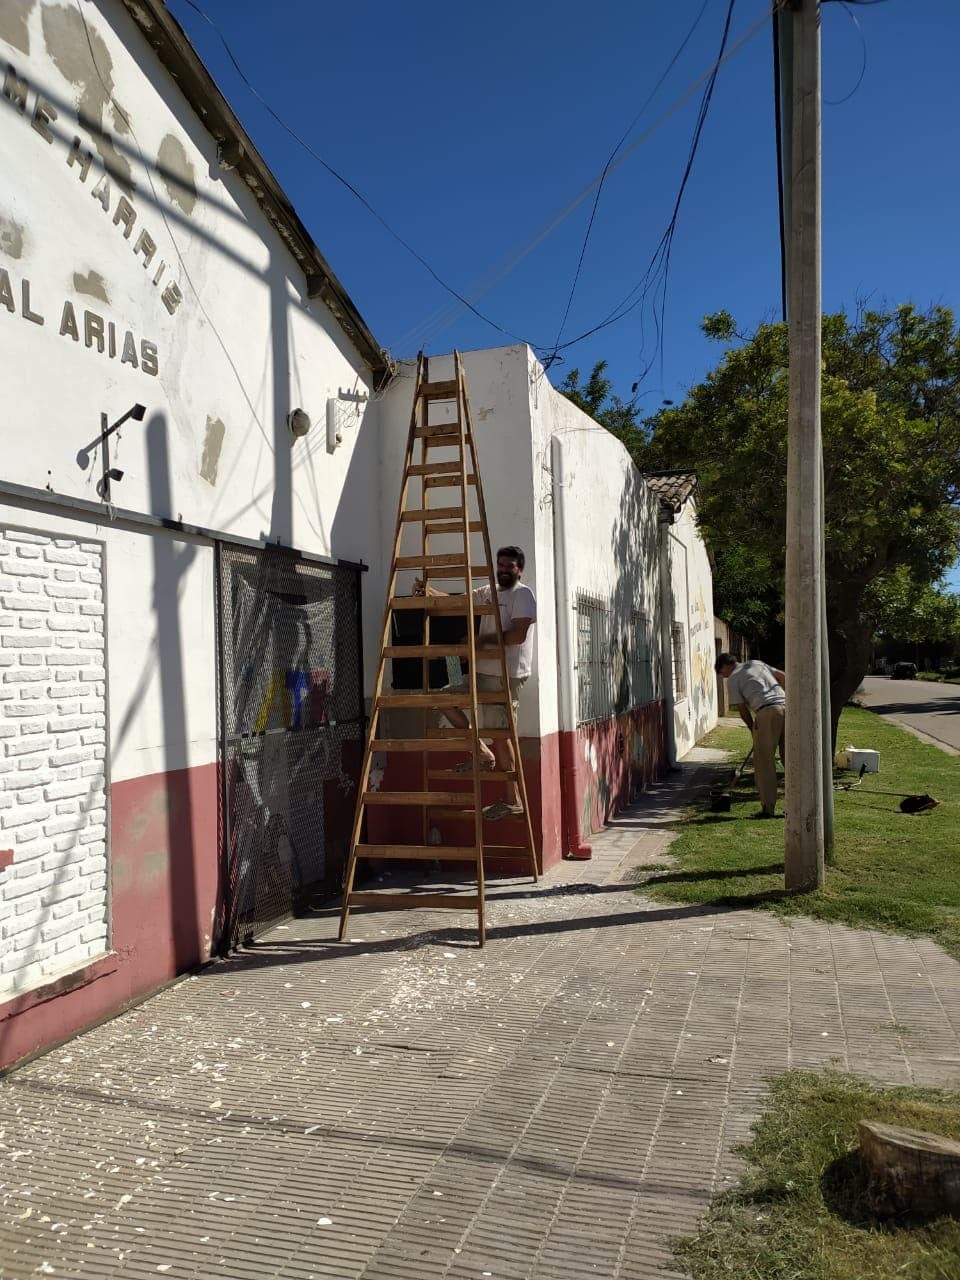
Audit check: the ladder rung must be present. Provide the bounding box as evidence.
[425,520,482,535]
[418,379,460,400]
[423,475,477,491]
[414,426,461,441]
[390,597,494,614]
[383,646,471,659]
[401,506,466,523]
[429,726,512,739]
[371,737,473,752]
[428,769,513,782]
[378,691,507,708]
[363,791,477,807]
[396,553,469,569]
[423,566,491,579]
[408,461,469,477]
[353,843,479,861]
[415,432,461,446]
[346,891,481,911]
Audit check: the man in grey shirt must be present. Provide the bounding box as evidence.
[715,653,785,819]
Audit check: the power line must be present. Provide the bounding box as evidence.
[176,0,530,345]
[175,0,768,368]
[394,4,771,357]
[544,0,737,394]
[824,3,868,106]
[542,0,711,369]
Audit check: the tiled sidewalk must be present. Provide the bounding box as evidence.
[2,751,959,1279]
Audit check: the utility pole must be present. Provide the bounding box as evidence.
[783,0,825,890]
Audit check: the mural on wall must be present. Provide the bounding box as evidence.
[575,702,667,839]
[688,579,716,738]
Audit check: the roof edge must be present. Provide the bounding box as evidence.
[121,1,393,388]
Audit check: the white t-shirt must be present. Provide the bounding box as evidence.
[473,581,537,679]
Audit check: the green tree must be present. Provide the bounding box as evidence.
[869,569,960,648]
[634,304,960,742]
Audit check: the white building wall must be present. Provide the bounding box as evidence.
[377,345,666,740]
[0,521,108,997]
[527,352,663,737]
[1,0,385,785]
[1,0,385,1031]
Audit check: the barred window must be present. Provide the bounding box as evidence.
[576,595,611,724]
[671,621,688,700]
[630,611,655,705]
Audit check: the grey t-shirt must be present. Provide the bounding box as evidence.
[726,660,785,712]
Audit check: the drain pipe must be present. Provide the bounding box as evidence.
[658,513,679,768]
[551,435,592,859]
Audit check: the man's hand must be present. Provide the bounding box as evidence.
[412,577,443,598]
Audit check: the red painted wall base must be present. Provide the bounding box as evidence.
[556,701,668,855]
[0,762,219,1072]
[366,701,667,871]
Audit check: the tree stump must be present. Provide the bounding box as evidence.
[859,1120,960,1217]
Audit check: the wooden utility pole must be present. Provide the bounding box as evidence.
[783,0,825,890]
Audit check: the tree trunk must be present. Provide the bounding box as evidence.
[859,1120,960,1218]
[827,603,874,752]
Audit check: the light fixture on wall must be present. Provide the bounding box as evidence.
[76,404,147,505]
[76,403,146,471]
[96,468,124,499]
[288,408,311,438]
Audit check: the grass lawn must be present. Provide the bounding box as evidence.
[677,1070,960,1280]
[640,704,960,959]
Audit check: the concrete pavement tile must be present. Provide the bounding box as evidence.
[3,755,960,1280]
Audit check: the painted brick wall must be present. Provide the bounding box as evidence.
[0,527,108,998]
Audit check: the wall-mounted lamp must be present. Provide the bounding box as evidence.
[288,408,311,439]
[76,404,146,505]
[77,403,146,471]
[96,468,124,498]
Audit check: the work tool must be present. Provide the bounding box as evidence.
[730,745,754,787]
[835,764,938,812]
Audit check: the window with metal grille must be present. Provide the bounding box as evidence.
[630,611,655,705]
[576,595,611,724]
[671,621,688,700]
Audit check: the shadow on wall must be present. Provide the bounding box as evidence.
[146,412,200,969]
[568,459,669,840]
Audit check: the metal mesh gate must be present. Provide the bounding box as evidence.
[217,544,364,948]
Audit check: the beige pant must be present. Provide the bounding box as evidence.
[444,672,526,728]
[753,703,785,814]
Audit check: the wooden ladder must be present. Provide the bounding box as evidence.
[338,351,538,946]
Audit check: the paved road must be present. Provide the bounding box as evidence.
[858,675,960,754]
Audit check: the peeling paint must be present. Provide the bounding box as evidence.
[199,416,225,486]
[41,3,134,194]
[157,134,197,216]
[0,0,34,55]
[72,268,109,303]
[0,213,25,259]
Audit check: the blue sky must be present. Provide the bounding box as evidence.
[165,0,960,586]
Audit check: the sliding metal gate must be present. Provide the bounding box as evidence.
[216,544,364,949]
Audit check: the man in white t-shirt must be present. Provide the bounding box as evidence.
[413,545,536,820]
